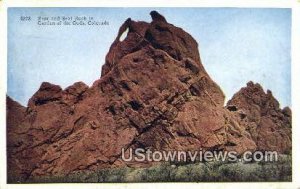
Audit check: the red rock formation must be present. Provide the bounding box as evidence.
[6,11,291,182]
[227,81,292,154]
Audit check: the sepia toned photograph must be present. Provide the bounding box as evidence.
[6,7,292,184]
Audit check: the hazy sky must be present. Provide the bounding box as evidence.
[8,8,291,108]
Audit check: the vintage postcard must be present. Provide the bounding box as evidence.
[1,1,300,189]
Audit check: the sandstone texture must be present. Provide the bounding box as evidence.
[7,11,292,182]
[227,81,292,154]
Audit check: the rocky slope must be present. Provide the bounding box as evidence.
[7,11,292,182]
[227,81,292,154]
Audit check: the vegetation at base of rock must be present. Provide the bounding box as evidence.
[7,10,292,180]
[19,155,291,183]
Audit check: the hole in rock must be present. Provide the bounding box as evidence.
[227,105,238,111]
[119,27,129,42]
[240,113,246,119]
[128,100,143,111]
[226,142,237,146]
[185,59,199,74]
[133,58,139,63]
[106,105,116,115]
[120,81,131,91]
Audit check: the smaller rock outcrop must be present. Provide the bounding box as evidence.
[62,82,89,106]
[150,11,167,22]
[28,82,63,108]
[227,81,292,154]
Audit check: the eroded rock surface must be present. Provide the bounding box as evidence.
[7,11,292,182]
[227,81,292,154]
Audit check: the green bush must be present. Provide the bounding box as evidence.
[21,155,292,183]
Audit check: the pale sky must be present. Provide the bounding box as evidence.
[8,8,291,108]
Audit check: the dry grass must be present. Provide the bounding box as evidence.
[18,154,292,183]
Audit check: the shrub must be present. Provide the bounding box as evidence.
[23,155,292,183]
